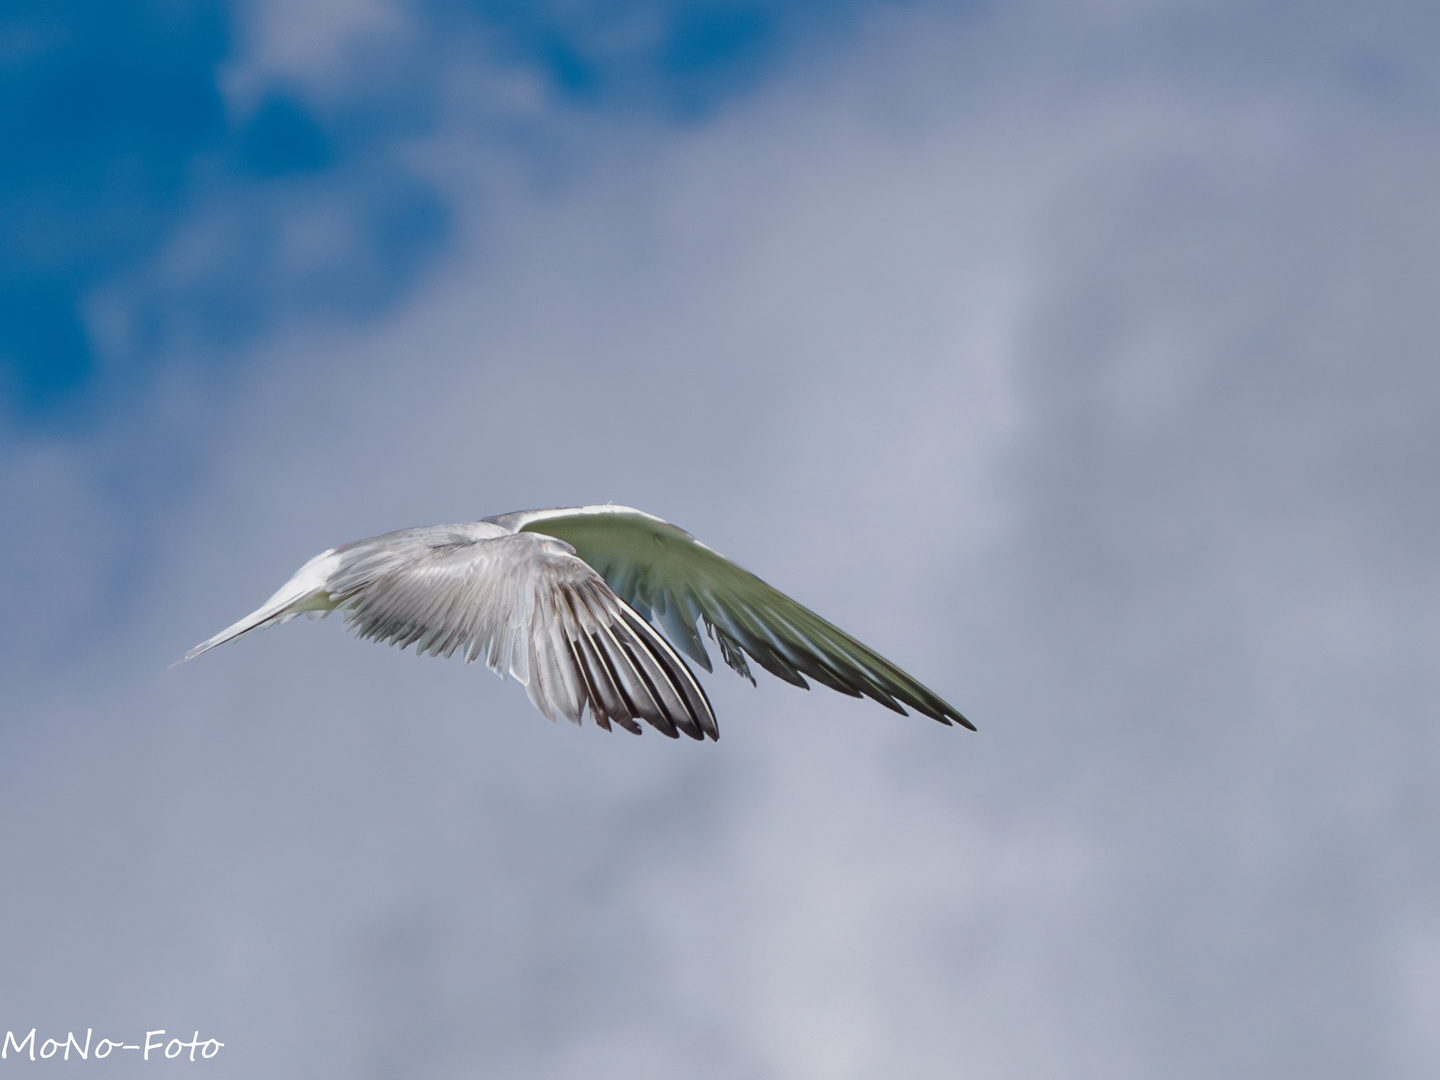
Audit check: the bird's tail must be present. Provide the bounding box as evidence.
[170,549,341,668]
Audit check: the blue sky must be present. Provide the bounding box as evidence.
[4,1,1440,1077]
[1,0,895,421]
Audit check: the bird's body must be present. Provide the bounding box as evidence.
[180,505,971,739]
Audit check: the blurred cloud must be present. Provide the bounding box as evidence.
[1,0,897,426]
[4,0,1440,1078]
[0,0,228,411]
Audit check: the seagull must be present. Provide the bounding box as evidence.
[178,505,972,740]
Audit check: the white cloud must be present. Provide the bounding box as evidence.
[5,2,1440,1077]
[222,0,416,109]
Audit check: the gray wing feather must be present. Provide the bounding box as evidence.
[504,507,973,730]
[323,527,717,740]
[181,522,716,740]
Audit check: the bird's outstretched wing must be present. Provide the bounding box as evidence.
[497,506,973,730]
[179,525,717,741]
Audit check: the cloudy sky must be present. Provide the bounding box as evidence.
[3,0,1440,1077]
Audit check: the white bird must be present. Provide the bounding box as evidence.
[178,505,972,740]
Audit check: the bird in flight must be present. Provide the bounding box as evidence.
[179,505,971,741]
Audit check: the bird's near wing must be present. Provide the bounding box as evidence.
[182,525,717,741]
[501,507,973,730]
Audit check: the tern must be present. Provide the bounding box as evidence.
[179,505,971,740]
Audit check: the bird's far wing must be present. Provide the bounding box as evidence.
[509,507,972,730]
[325,528,716,740]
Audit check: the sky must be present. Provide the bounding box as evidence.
[3,0,1440,1077]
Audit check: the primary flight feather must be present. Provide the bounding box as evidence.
[178,505,972,740]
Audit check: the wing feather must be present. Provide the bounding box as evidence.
[183,523,717,740]
[504,507,972,730]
